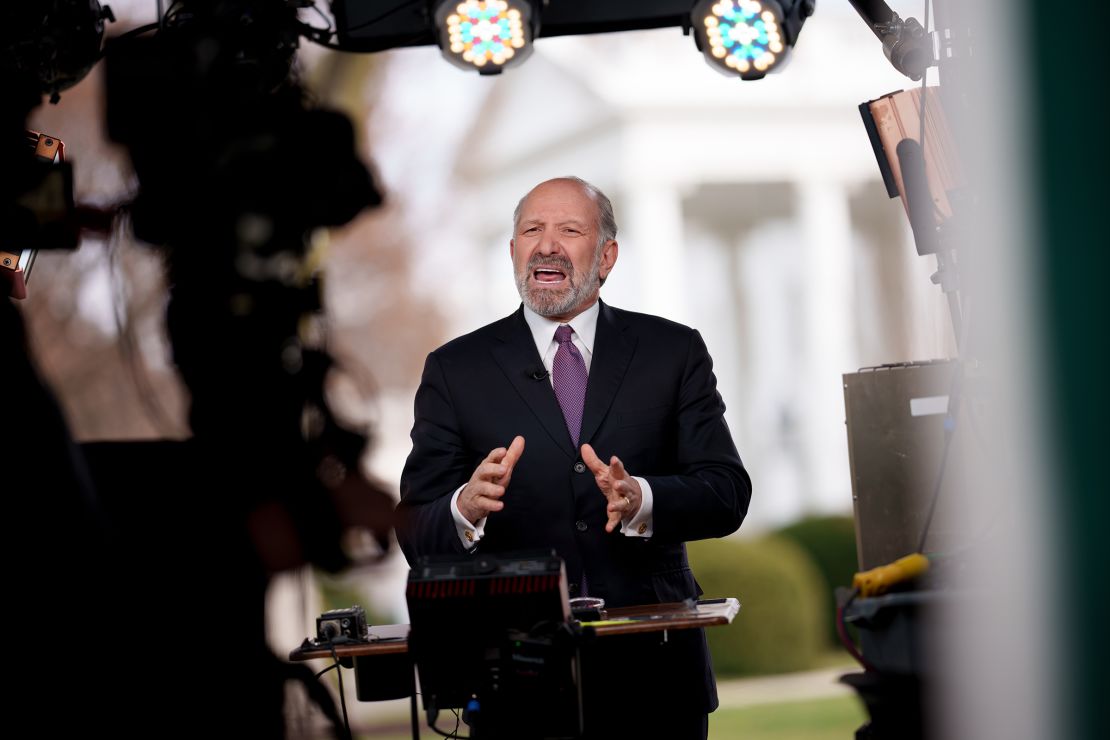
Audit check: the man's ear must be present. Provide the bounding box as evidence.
[599,240,618,281]
[509,239,516,259]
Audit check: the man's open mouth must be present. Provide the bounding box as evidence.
[533,268,567,284]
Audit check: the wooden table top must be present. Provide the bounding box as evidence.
[289,597,739,662]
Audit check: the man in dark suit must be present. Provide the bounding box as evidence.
[397,176,751,738]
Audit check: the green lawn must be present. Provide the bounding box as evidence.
[710,696,865,740]
[353,695,866,739]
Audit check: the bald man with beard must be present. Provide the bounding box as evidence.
[397,176,751,739]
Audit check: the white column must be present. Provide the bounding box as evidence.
[734,219,804,528]
[798,178,856,512]
[613,184,686,323]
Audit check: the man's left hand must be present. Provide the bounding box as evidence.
[581,444,642,533]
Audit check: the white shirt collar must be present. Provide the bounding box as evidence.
[522,299,600,358]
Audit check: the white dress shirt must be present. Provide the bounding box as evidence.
[450,300,655,549]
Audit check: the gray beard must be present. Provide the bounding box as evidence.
[516,254,601,318]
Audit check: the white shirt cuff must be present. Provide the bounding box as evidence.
[451,484,485,550]
[621,476,654,538]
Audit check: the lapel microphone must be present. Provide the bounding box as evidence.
[528,368,550,382]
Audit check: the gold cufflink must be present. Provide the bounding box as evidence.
[637,523,648,535]
[465,530,474,542]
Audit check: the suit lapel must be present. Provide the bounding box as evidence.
[490,307,576,457]
[580,301,636,447]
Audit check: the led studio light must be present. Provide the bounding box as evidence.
[434,0,537,75]
[691,0,814,81]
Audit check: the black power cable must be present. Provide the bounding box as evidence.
[917,295,973,555]
[918,0,931,192]
[836,588,877,672]
[325,640,353,740]
[300,0,425,51]
[427,706,470,739]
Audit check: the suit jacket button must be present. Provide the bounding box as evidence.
[574,462,586,474]
[575,520,588,532]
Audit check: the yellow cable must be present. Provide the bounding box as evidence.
[852,553,930,598]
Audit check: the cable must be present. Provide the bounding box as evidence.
[301,1,426,51]
[912,0,969,549]
[915,379,959,554]
[163,1,187,27]
[909,0,946,222]
[428,723,469,738]
[297,1,342,48]
[326,641,353,740]
[284,658,345,735]
[917,0,930,154]
[298,23,348,50]
[917,298,1010,561]
[315,663,339,679]
[428,713,470,739]
[836,589,877,673]
[915,293,972,554]
[308,1,334,33]
[916,0,944,223]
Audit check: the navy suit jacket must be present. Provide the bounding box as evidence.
[397,300,751,713]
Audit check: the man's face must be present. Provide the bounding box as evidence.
[511,180,617,322]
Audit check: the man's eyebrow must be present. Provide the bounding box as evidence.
[518,218,590,228]
[517,217,594,228]
[521,218,590,226]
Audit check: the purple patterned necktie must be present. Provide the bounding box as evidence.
[552,325,587,447]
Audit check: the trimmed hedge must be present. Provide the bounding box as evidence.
[316,572,392,627]
[773,515,859,646]
[688,536,826,676]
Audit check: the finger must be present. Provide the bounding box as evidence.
[606,495,631,513]
[605,511,622,533]
[613,478,636,499]
[612,489,638,521]
[580,444,608,475]
[465,481,506,501]
[610,455,628,480]
[475,461,509,482]
[466,498,504,520]
[477,496,505,514]
[483,446,508,464]
[497,437,525,485]
[458,484,505,523]
[501,436,525,470]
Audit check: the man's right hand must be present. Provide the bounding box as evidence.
[457,436,525,525]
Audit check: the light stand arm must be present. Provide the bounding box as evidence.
[846,0,933,80]
[897,137,964,348]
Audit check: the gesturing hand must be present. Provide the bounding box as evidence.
[457,436,525,525]
[581,443,642,533]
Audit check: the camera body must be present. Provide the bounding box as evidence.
[316,605,369,643]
